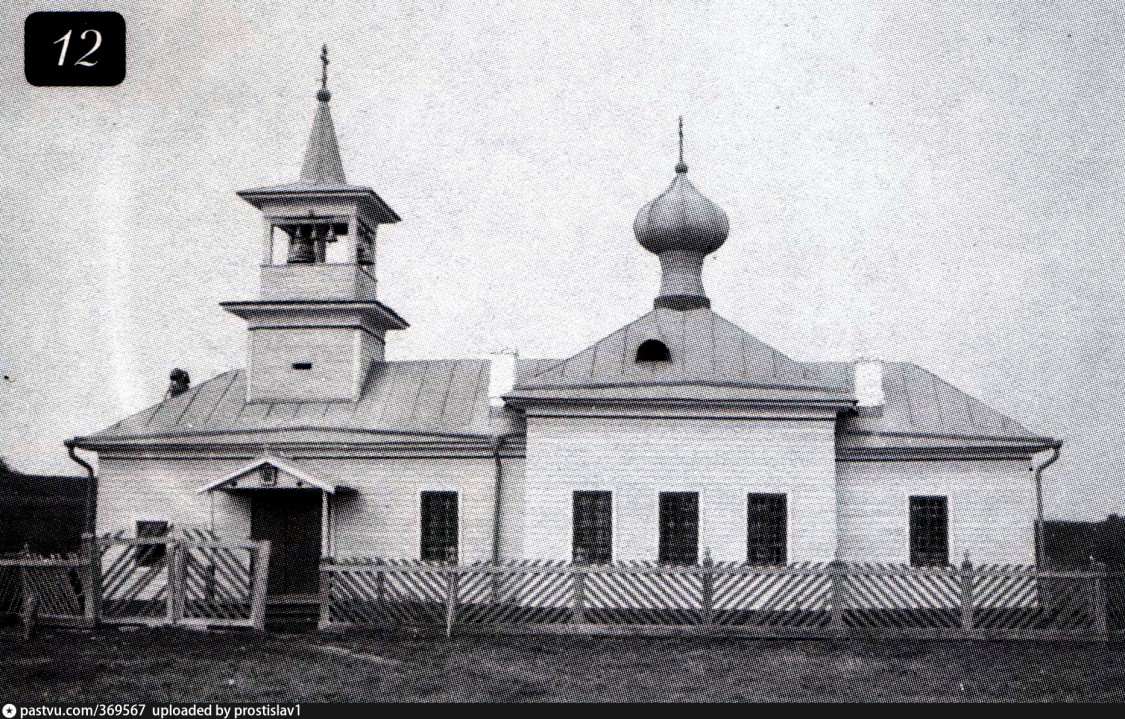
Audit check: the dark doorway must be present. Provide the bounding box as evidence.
[250,491,322,596]
[659,492,699,565]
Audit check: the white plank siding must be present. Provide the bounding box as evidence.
[836,459,1037,565]
[96,455,513,562]
[523,416,838,562]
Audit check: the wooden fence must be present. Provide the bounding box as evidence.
[320,557,1120,640]
[0,543,97,636]
[0,531,271,634]
[98,529,271,629]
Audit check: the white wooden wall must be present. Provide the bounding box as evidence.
[521,416,839,562]
[95,448,1036,565]
[96,454,525,563]
[836,459,1037,565]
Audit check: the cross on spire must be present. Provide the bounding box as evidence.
[675,116,688,174]
[317,44,331,102]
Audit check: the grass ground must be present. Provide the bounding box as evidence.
[3,626,1125,702]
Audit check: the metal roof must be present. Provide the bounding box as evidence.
[74,338,1056,453]
[77,360,497,447]
[813,361,1057,450]
[507,307,854,404]
[235,89,401,225]
[299,99,346,185]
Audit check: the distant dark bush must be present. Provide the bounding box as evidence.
[1043,515,1125,570]
[0,473,88,555]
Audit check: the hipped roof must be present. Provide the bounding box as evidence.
[506,307,854,405]
[75,360,499,448]
[73,310,1057,456]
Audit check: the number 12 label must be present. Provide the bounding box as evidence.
[25,11,126,87]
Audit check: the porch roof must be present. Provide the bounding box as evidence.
[196,457,355,494]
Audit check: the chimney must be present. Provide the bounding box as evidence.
[166,368,191,400]
[487,350,518,407]
[854,359,884,417]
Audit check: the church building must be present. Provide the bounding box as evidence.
[71,62,1062,599]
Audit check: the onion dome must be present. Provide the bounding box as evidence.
[633,118,729,311]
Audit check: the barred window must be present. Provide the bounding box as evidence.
[747,493,787,566]
[909,496,948,567]
[573,491,612,565]
[421,491,458,563]
[659,492,699,565]
[135,520,169,567]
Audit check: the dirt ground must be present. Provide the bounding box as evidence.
[2,626,1125,702]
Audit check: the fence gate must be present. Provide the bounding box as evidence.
[99,530,270,629]
[179,530,270,629]
[99,531,171,625]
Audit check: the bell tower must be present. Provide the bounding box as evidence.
[222,46,408,404]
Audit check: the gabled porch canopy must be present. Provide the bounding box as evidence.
[196,457,355,494]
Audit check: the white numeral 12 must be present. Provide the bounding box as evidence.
[54,29,102,67]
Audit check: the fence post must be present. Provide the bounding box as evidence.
[701,549,714,626]
[375,558,385,608]
[316,555,333,631]
[1092,560,1108,640]
[571,566,586,625]
[167,540,186,625]
[20,566,37,642]
[829,559,845,636]
[18,565,36,641]
[80,533,102,627]
[959,555,974,635]
[444,567,460,638]
[490,561,501,606]
[249,540,271,631]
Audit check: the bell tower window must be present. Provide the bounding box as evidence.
[636,339,671,363]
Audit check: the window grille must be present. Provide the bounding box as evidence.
[747,493,787,565]
[573,491,612,564]
[421,491,458,563]
[909,495,949,567]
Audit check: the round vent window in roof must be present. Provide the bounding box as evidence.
[636,339,671,363]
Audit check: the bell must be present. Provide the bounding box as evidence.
[287,227,316,263]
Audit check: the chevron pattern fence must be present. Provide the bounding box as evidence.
[99,530,169,624]
[0,540,99,633]
[320,558,1120,640]
[0,564,19,618]
[98,530,270,629]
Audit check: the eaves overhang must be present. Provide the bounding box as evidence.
[836,432,1062,462]
[236,185,401,224]
[219,299,409,331]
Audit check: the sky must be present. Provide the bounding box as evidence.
[0,0,1122,519]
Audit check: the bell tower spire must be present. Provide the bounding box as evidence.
[223,46,408,404]
[299,45,346,186]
